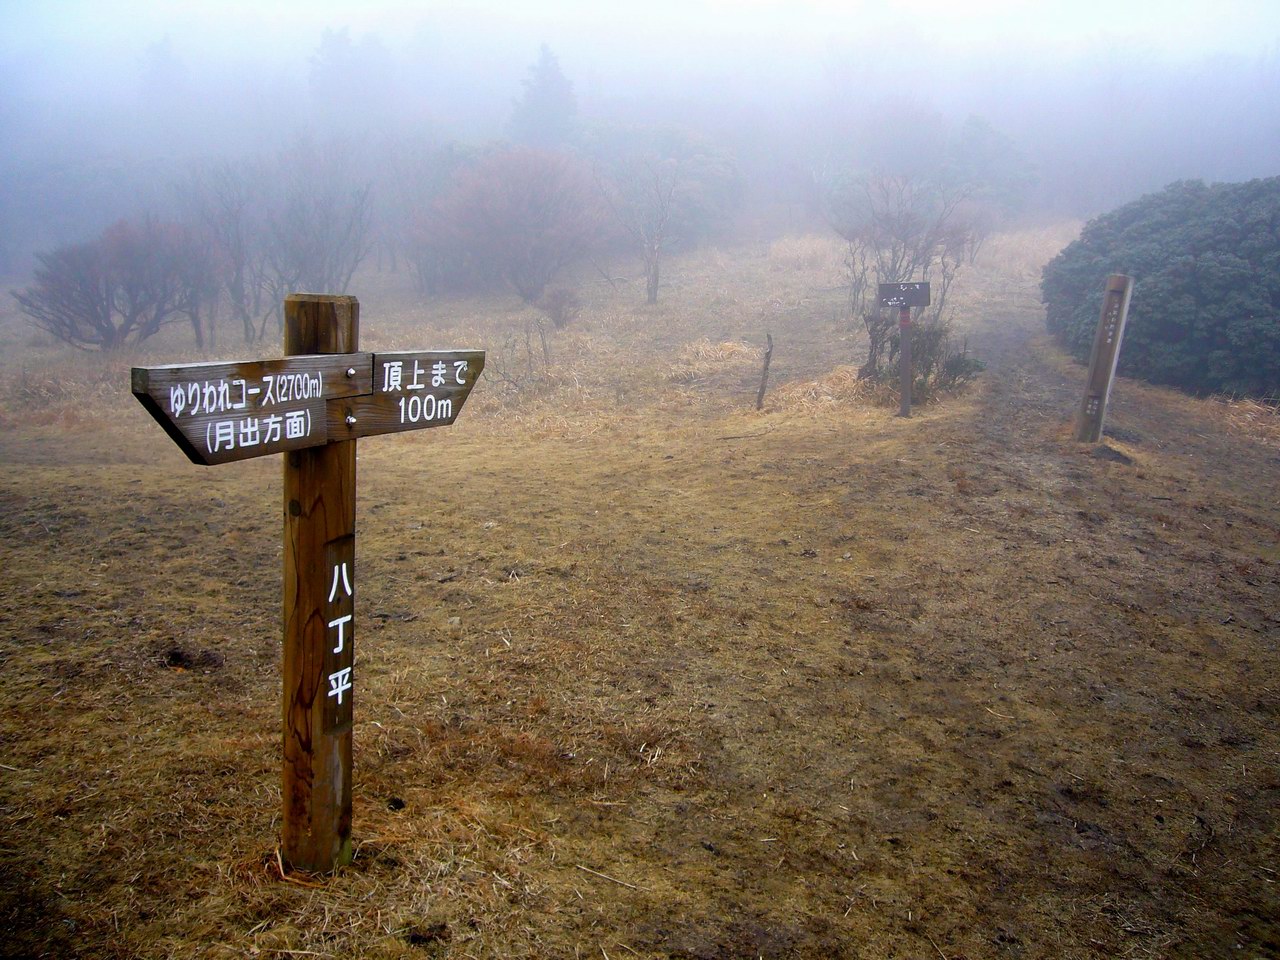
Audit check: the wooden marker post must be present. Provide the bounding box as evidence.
[1076,274,1134,443]
[897,305,913,418]
[282,295,358,871]
[878,282,931,418]
[132,294,484,873]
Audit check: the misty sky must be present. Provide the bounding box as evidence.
[6,1,1278,72]
[6,0,1276,134]
[2,0,1278,270]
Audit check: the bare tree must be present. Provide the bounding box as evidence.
[12,217,214,351]
[183,145,372,344]
[184,161,269,344]
[599,156,679,304]
[588,125,742,305]
[824,172,977,378]
[433,147,604,303]
[258,138,374,335]
[171,223,222,350]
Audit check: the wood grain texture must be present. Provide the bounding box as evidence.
[898,306,913,419]
[281,294,358,873]
[327,350,485,441]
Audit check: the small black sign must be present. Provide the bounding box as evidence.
[878,282,931,308]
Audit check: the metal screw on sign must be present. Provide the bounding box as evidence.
[131,294,485,873]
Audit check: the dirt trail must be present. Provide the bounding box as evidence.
[1,236,1278,959]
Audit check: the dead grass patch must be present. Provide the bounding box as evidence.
[2,226,1278,958]
[0,355,135,429]
[766,234,845,276]
[974,221,1082,279]
[1212,395,1280,449]
[771,363,896,410]
[668,338,760,383]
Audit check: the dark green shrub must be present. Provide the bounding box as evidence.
[1042,177,1280,396]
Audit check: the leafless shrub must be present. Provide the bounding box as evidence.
[536,287,582,329]
[259,138,373,334]
[433,147,606,304]
[11,217,215,351]
[888,319,985,401]
[182,140,373,344]
[823,172,978,379]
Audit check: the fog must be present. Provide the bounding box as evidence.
[2,0,1278,273]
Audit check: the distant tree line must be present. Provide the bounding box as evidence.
[11,45,746,351]
[10,40,1008,382]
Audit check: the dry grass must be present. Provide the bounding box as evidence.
[772,364,890,410]
[973,221,1082,280]
[0,354,136,432]
[1212,394,1280,449]
[668,338,761,383]
[765,234,846,277]
[2,225,1279,958]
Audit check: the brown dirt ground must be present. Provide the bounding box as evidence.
[1,227,1278,959]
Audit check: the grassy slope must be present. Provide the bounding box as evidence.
[1,227,1278,959]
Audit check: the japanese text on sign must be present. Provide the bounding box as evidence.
[378,358,471,426]
[326,350,485,440]
[165,370,324,457]
[878,282,931,308]
[1101,297,1123,347]
[166,370,324,418]
[131,354,375,465]
[323,538,355,730]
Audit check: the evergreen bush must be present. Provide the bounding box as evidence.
[1042,177,1280,396]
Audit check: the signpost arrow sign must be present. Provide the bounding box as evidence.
[877,281,931,309]
[133,351,486,462]
[328,350,485,440]
[131,295,484,873]
[131,354,373,465]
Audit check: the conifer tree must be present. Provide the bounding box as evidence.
[509,45,577,149]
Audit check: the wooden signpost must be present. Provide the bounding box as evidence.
[1075,274,1134,443]
[133,294,484,873]
[878,282,930,418]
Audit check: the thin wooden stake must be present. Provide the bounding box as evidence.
[756,332,774,410]
[282,294,359,872]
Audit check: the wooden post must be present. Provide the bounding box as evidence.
[132,303,484,873]
[897,305,912,418]
[755,332,774,411]
[282,294,358,872]
[1076,274,1134,443]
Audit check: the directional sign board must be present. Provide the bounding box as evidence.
[329,351,485,440]
[878,282,931,308]
[131,294,486,875]
[877,282,930,417]
[133,350,483,463]
[1076,274,1134,442]
[132,355,373,465]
